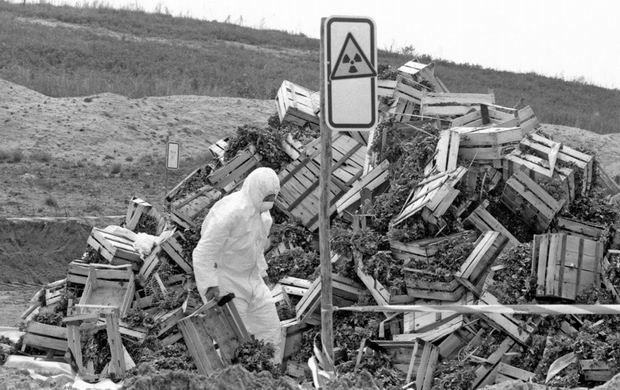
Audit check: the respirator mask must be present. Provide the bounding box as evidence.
[260,193,276,212]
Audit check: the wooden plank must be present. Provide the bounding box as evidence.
[465,205,520,247]
[105,310,126,379]
[178,315,223,375]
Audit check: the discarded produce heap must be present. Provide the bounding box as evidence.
[6,59,620,390]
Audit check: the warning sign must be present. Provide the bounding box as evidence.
[323,16,377,131]
[331,33,376,80]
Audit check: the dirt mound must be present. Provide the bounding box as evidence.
[0,78,275,166]
[0,219,91,284]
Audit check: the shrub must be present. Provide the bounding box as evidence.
[0,148,23,163]
[30,150,52,162]
[44,195,59,208]
[110,162,122,174]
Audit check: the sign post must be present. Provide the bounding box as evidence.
[319,16,377,370]
[165,138,180,210]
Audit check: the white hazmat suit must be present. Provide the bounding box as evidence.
[192,167,282,361]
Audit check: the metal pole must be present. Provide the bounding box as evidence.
[319,16,335,370]
[165,135,169,205]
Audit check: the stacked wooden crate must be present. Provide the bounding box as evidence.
[276,133,366,231]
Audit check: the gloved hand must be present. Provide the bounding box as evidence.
[205,286,220,301]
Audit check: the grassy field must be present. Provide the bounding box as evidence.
[1,1,619,134]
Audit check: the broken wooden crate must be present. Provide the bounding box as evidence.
[335,159,390,217]
[178,298,249,375]
[556,217,609,242]
[397,60,449,93]
[601,249,620,303]
[502,169,565,233]
[355,253,415,307]
[531,233,603,301]
[421,92,495,119]
[295,274,364,325]
[75,267,135,317]
[477,291,534,346]
[456,231,509,295]
[503,148,576,203]
[169,184,221,230]
[207,148,262,194]
[392,166,467,229]
[67,261,133,286]
[451,126,527,168]
[519,133,593,196]
[125,197,166,235]
[424,129,460,175]
[580,360,616,382]
[22,321,67,355]
[450,104,519,128]
[165,162,216,204]
[276,133,366,231]
[86,227,142,268]
[275,80,320,129]
[464,201,520,248]
[390,230,478,265]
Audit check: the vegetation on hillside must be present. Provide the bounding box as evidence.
[0,1,619,134]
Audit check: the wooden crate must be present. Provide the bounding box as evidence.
[365,340,424,374]
[165,163,216,204]
[279,318,313,363]
[43,278,66,307]
[502,169,565,233]
[519,133,593,196]
[478,291,534,346]
[415,341,440,390]
[450,104,518,128]
[516,105,540,133]
[389,96,419,123]
[22,321,67,353]
[471,337,517,389]
[390,230,478,264]
[437,327,477,359]
[335,159,389,216]
[295,274,364,325]
[275,80,319,129]
[377,79,396,98]
[601,250,620,303]
[86,227,142,267]
[75,267,135,317]
[125,197,166,235]
[207,148,262,194]
[397,60,449,93]
[464,201,520,248]
[178,299,249,375]
[556,217,608,242]
[456,231,508,295]
[208,137,229,164]
[595,163,620,196]
[579,360,615,382]
[399,294,475,338]
[424,130,460,175]
[452,126,526,167]
[159,232,193,274]
[503,149,576,203]
[170,185,222,229]
[493,362,535,384]
[277,276,312,297]
[68,261,133,286]
[403,273,465,302]
[356,255,414,307]
[276,134,366,231]
[392,167,467,228]
[394,314,466,343]
[531,233,603,301]
[420,92,495,118]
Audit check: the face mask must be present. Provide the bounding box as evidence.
[260,201,274,212]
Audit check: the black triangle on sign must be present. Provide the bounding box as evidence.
[330,33,376,80]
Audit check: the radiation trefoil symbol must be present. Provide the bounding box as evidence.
[330,32,377,80]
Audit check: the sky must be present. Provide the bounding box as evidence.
[26,0,620,89]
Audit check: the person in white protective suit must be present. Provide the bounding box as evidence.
[192,167,282,362]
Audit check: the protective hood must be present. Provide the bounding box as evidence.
[241,167,280,212]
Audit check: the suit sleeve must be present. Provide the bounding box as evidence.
[192,209,232,295]
[257,211,273,278]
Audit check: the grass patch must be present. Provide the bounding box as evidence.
[0,148,24,163]
[30,150,53,163]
